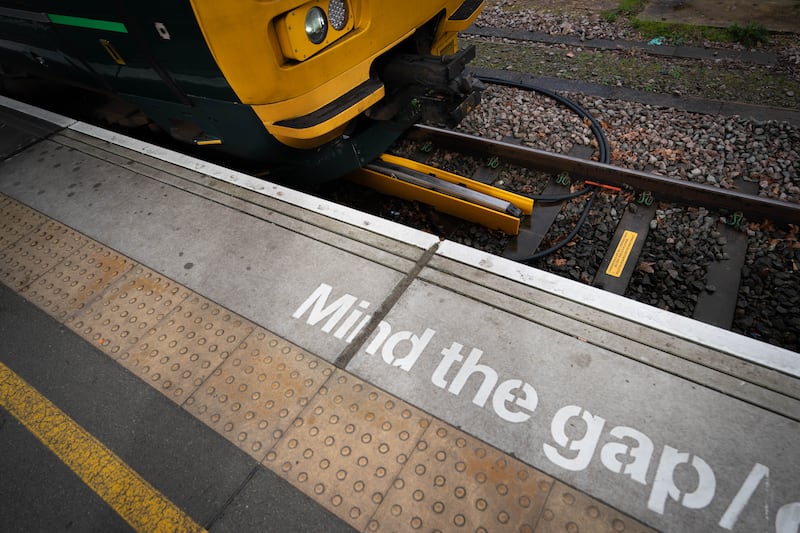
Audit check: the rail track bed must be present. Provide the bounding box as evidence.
[323,124,800,352]
[320,2,800,354]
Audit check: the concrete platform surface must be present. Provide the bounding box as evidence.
[1,97,799,533]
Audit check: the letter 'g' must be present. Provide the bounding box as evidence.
[543,405,605,472]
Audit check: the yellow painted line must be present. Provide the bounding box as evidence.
[0,361,206,533]
[606,230,638,278]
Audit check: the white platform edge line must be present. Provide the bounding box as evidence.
[436,240,800,379]
[0,95,77,128]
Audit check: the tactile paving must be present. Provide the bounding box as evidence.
[0,194,45,250]
[264,370,431,531]
[68,265,191,361]
[536,481,657,533]
[0,219,87,290]
[185,327,335,460]
[117,293,256,403]
[21,240,134,322]
[370,419,553,532]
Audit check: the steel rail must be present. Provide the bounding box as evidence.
[407,124,800,226]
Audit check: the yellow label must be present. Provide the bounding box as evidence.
[606,230,638,278]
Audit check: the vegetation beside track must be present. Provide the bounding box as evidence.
[465,38,799,108]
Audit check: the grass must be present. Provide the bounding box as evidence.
[631,19,769,46]
[466,38,800,108]
[602,0,647,22]
[631,20,731,44]
[602,0,770,46]
[728,22,770,47]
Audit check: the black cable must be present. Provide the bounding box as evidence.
[522,190,598,261]
[532,186,594,203]
[476,75,611,164]
[475,75,610,260]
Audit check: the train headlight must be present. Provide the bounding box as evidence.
[328,0,348,31]
[276,0,354,61]
[305,7,328,44]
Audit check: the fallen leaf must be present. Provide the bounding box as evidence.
[639,261,655,274]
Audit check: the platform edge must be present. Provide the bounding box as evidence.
[436,240,800,378]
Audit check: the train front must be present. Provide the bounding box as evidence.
[192,0,486,182]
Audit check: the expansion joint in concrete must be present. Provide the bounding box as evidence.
[333,242,440,369]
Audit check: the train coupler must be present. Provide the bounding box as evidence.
[370,45,484,126]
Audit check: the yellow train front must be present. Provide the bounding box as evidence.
[0,0,485,183]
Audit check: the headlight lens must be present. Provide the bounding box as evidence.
[328,0,348,31]
[277,1,353,62]
[305,7,328,44]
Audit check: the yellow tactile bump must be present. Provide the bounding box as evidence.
[185,328,335,460]
[0,193,45,250]
[265,370,431,531]
[68,265,191,360]
[0,218,87,291]
[118,293,256,403]
[369,420,553,532]
[537,481,657,533]
[21,240,134,322]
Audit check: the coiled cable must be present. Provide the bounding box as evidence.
[475,75,609,260]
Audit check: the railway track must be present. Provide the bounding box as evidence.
[406,124,800,226]
[327,123,800,352]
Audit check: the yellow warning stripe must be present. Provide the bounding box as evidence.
[0,361,205,533]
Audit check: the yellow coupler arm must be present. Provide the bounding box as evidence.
[349,154,533,235]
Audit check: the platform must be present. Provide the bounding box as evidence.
[1,96,799,533]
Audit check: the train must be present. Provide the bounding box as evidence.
[0,1,485,183]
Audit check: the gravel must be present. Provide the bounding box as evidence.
[475,2,638,42]
[474,0,799,52]
[626,207,720,315]
[445,81,800,351]
[457,84,800,203]
[736,224,800,349]
[469,1,800,109]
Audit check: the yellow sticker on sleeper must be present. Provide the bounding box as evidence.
[606,230,638,278]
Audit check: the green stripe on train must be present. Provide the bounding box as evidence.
[47,14,127,33]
